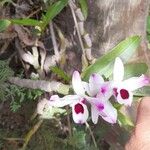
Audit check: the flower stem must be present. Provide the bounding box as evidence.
[85,122,97,148]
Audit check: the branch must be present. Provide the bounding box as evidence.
[8,77,70,95]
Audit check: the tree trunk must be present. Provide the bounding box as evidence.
[87,0,149,58]
[86,0,149,148]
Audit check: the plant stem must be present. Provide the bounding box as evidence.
[85,122,97,148]
[66,106,72,137]
[69,0,85,55]
[21,119,43,150]
[8,77,70,95]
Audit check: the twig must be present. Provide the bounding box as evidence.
[3,138,24,142]
[8,77,70,95]
[50,22,59,57]
[69,1,85,55]
[85,122,97,148]
[0,41,10,55]
[21,119,43,150]
[27,8,42,18]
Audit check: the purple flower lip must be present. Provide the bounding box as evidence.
[74,103,84,114]
[120,89,129,99]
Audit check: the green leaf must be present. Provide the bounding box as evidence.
[0,19,11,32]
[147,34,150,42]
[147,16,150,34]
[40,0,69,30]
[118,111,134,127]
[11,18,40,26]
[78,0,88,19]
[134,86,150,97]
[109,62,148,80]
[51,66,71,82]
[124,63,148,79]
[82,36,141,80]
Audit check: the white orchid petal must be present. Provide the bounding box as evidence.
[49,95,79,107]
[123,75,150,91]
[89,73,104,96]
[96,82,113,100]
[71,101,89,124]
[72,71,85,96]
[102,116,117,124]
[113,57,124,82]
[91,105,99,124]
[82,81,91,96]
[100,101,117,124]
[85,96,102,106]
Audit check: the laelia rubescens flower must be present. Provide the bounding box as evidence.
[49,71,117,124]
[112,57,150,106]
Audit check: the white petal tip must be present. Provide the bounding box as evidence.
[73,70,80,77]
[115,57,122,62]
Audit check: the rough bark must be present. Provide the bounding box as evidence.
[87,0,149,57]
[86,0,149,148]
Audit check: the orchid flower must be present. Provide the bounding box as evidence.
[49,71,117,124]
[49,71,89,124]
[83,74,117,124]
[112,57,150,106]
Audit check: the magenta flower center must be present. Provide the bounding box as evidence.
[97,103,104,111]
[74,103,84,114]
[101,87,106,94]
[120,89,129,99]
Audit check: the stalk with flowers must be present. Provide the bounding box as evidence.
[37,57,150,125]
[34,34,150,148]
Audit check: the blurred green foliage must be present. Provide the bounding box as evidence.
[0,60,43,112]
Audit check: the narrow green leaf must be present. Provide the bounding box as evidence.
[11,18,40,26]
[51,66,71,82]
[0,19,11,32]
[79,0,88,19]
[40,0,69,30]
[147,34,150,42]
[147,16,150,34]
[124,63,148,79]
[118,111,134,127]
[134,86,150,97]
[82,36,141,80]
[109,63,148,80]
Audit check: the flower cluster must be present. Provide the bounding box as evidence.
[38,57,150,124]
